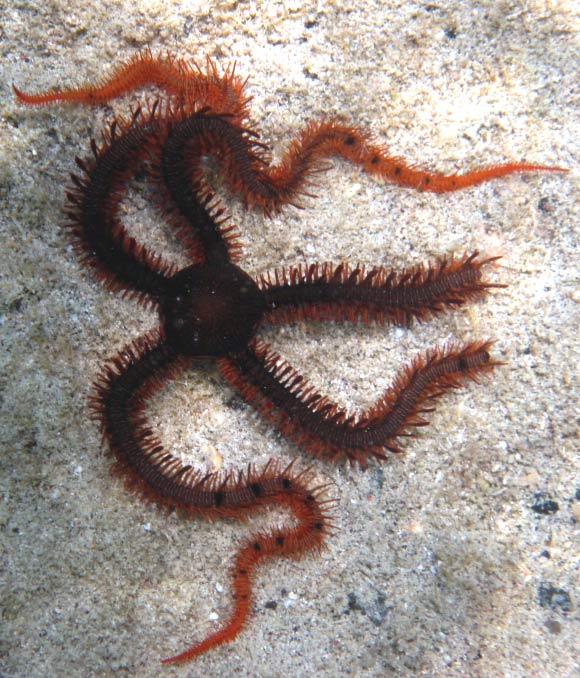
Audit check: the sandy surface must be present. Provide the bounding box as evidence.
[1,2,579,677]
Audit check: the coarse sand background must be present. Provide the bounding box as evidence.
[1,2,579,677]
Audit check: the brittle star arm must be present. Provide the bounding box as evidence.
[91,331,334,664]
[158,111,266,265]
[258,252,502,326]
[257,119,564,203]
[13,48,252,122]
[218,338,498,468]
[66,112,176,306]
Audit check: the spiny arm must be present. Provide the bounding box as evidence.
[259,251,503,326]
[12,48,251,120]
[219,339,499,468]
[65,113,175,305]
[253,118,565,210]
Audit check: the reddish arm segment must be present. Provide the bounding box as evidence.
[12,48,251,121]
[161,477,333,664]
[259,118,565,202]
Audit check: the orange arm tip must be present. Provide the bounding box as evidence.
[13,83,43,104]
[12,83,66,105]
[12,84,26,100]
[521,164,569,173]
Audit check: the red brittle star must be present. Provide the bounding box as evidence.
[13,49,565,663]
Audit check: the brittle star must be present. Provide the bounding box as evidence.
[13,49,564,663]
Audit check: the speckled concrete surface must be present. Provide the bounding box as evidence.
[1,2,579,677]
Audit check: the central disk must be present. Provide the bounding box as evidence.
[161,263,267,357]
